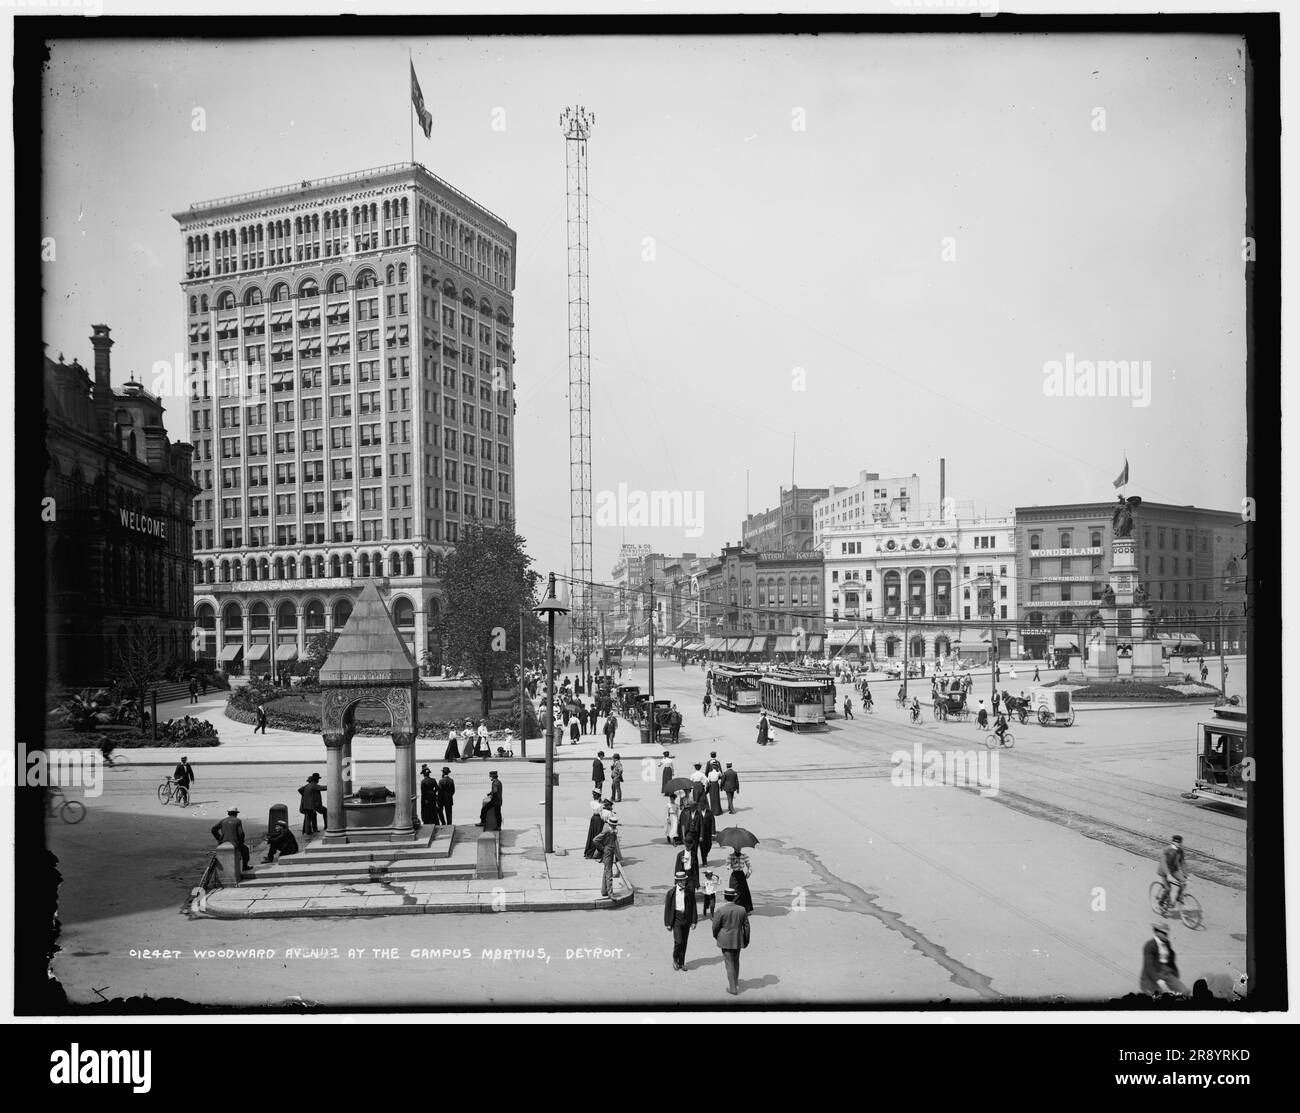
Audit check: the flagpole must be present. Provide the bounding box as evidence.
[409,49,415,166]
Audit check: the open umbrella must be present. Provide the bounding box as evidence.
[715,827,759,851]
[664,777,695,797]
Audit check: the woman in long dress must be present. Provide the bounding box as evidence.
[707,768,723,816]
[444,728,461,763]
[420,769,439,825]
[664,795,679,845]
[727,850,754,913]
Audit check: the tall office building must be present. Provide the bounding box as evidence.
[176,163,517,674]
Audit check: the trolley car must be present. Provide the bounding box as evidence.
[1186,704,1248,811]
[713,665,762,712]
[759,677,830,731]
[775,668,838,717]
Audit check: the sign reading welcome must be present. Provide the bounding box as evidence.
[118,507,167,541]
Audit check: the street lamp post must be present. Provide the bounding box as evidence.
[534,574,569,854]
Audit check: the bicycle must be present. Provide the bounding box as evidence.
[1149,878,1203,929]
[46,787,86,824]
[909,705,922,726]
[895,696,908,710]
[985,729,1015,750]
[158,776,189,807]
[100,749,130,769]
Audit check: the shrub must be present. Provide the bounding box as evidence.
[157,716,220,744]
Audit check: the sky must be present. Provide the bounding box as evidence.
[41,32,1249,584]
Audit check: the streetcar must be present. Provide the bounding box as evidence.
[1186,703,1248,811]
[713,665,762,712]
[774,667,838,717]
[759,677,829,731]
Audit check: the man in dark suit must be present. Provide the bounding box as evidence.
[712,887,751,995]
[479,770,504,830]
[696,799,716,866]
[592,752,606,794]
[663,871,698,971]
[438,767,456,825]
[1140,923,1189,996]
[720,763,740,813]
[210,808,250,869]
[705,752,723,775]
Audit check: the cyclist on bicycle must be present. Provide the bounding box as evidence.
[99,737,116,763]
[1157,835,1187,908]
[909,697,921,723]
[862,685,873,711]
[993,712,1010,747]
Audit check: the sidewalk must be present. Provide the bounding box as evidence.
[199,822,634,918]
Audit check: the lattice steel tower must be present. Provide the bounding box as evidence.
[562,106,595,686]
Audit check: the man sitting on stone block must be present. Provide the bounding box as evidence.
[211,808,250,869]
[262,820,299,864]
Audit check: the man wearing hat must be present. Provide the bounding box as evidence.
[592,751,607,794]
[210,808,250,869]
[298,773,327,836]
[663,870,698,971]
[478,770,503,831]
[711,886,752,996]
[1140,922,1189,996]
[705,752,723,776]
[262,819,299,864]
[592,813,622,898]
[1156,835,1188,911]
[420,765,442,826]
[438,767,456,825]
[720,762,740,814]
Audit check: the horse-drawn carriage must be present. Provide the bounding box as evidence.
[616,684,641,717]
[932,687,970,721]
[1031,687,1075,727]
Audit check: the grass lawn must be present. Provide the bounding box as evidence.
[1047,679,1221,701]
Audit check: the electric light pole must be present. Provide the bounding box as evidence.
[534,574,569,854]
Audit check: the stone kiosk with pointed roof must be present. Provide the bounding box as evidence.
[319,581,422,844]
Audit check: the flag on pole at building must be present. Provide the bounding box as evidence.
[1113,456,1129,489]
[410,62,432,138]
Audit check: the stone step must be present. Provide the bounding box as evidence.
[289,824,455,864]
[243,865,481,888]
[256,853,476,882]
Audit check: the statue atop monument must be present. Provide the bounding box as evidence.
[1112,494,1142,538]
[1100,584,1115,606]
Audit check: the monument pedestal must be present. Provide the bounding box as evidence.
[1083,642,1117,681]
[1130,640,1166,680]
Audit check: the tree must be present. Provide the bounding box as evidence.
[437,521,545,720]
[293,631,340,677]
[113,621,167,730]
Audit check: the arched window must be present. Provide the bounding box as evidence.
[910,635,925,660]
[1058,611,1076,627]
[286,556,297,578]
[217,289,236,310]
[1027,611,1043,627]
[356,268,378,289]
[298,277,319,298]
[1090,530,1102,548]
[270,282,289,303]
[1029,532,1041,551]
[333,598,353,629]
[205,560,215,583]
[219,559,230,583]
[243,286,263,306]
[326,273,347,294]
[399,264,408,282]
[392,597,415,628]
[222,602,242,631]
[276,602,296,628]
[304,599,326,630]
[314,555,325,578]
[1060,531,1072,548]
[344,554,354,577]
[883,570,901,616]
[360,553,371,577]
[403,552,414,576]
[389,552,401,577]
[250,601,270,630]
[386,265,396,285]
[932,569,952,616]
[330,555,341,578]
[274,557,284,580]
[190,296,198,315]
[259,558,270,580]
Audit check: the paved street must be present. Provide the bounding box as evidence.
[48,659,1246,1007]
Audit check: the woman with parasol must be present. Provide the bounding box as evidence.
[718,826,758,913]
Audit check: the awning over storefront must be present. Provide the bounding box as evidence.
[704,637,724,651]
[807,635,824,653]
[747,636,769,654]
[245,644,270,662]
[658,637,677,649]
[774,635,797,653]
[219,644,244,661]
[274,645,298,662]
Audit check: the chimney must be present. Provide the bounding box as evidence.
[89,324,114,438]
